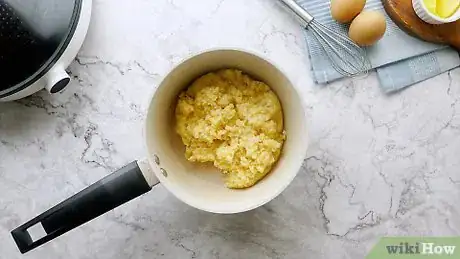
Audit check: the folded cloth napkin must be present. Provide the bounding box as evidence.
[378,48,460,92]
[298,0,460,93]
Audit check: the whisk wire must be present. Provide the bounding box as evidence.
[311,24,361,76]
[308,19,371,77]
[310,25,360,76]
[278,0,371,77]
[314,22,367,62]
[309,26,355,76]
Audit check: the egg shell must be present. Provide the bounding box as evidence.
[330,0,366,23]
[348,11,387,46]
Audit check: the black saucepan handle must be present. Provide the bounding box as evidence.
[11,161,153,254]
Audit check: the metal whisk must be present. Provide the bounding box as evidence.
[278,0,371,77]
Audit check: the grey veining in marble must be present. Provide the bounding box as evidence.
[1,0,459,258]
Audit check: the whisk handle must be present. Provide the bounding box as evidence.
[278,0,314,27]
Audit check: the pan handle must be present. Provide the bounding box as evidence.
[11,160,159,254]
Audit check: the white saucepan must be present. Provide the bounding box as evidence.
[11,49,309,254]
[0,0,91,101]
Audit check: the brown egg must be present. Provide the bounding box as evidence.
[349,11,387,46]
[331,0,366,23]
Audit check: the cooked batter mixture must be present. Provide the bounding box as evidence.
[175,69,286,189]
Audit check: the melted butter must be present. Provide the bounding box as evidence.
[424,0,460,18]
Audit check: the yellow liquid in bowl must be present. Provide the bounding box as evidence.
[424,0,460,18]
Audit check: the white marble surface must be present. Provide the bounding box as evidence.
[1,0,460,258]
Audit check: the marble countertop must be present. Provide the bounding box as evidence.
[1,0,459,258]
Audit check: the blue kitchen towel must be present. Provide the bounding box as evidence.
[297,0,460,92]
[378,48,460,93]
